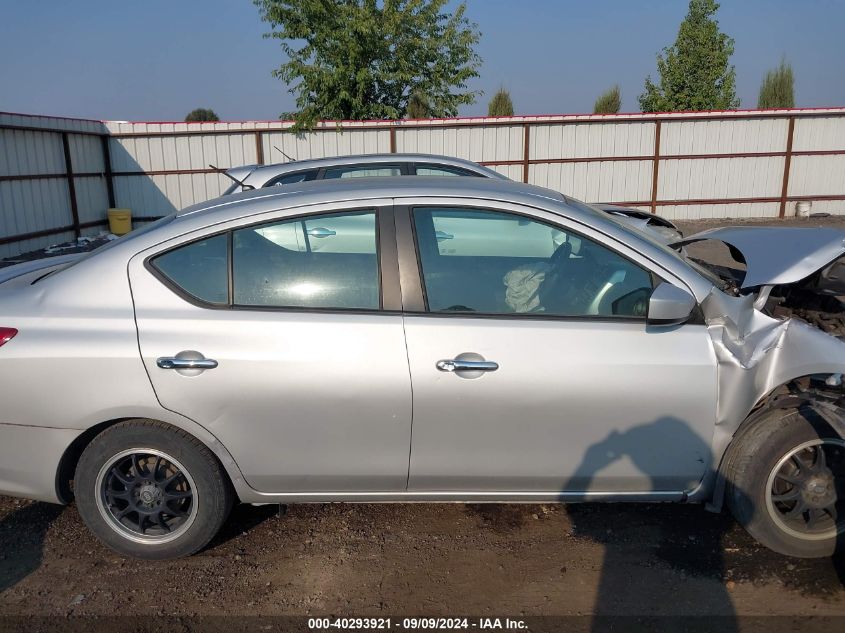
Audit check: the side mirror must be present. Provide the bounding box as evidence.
[647,281,696,326]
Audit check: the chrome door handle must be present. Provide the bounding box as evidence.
[157,357,218,370]
[436,359,499,372]
[306,227,336,238]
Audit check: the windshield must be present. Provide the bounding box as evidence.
[566,197,727,289]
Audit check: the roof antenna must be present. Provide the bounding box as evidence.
[209,164,254,190]
[274,145,296,162]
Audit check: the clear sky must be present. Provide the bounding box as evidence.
[1,0,843,122]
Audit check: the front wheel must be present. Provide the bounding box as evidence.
[75,420,233,560]
[726,407,845,558]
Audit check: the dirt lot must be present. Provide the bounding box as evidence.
[2,214,845,627]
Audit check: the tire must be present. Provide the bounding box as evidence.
[75,419,233,560]
[725,406,845,558]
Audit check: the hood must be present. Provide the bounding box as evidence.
[678,226,845,290]
[0,253,83,286]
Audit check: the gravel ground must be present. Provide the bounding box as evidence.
[2,213,845,624]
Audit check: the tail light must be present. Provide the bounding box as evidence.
[0,328,17,347]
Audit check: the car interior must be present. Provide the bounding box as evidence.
[413,208,653,317]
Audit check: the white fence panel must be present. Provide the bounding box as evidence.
[395,125,522,162]
[3,109,845,258]
[658,156,784,201]
[530,160,652,204]
[531,122,654,159]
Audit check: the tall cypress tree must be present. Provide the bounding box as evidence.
[758,59,795,109]
[639,0,739,112]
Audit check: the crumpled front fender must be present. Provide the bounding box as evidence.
[694,289,845,508]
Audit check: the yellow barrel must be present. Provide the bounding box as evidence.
[107,208,132,235]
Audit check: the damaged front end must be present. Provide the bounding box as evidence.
[675,227,845,505]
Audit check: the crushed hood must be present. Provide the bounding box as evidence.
[678,226,845,290]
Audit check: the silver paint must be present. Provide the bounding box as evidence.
[0,176,843,509]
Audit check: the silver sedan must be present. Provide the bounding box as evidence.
[1,177,844,560]
[221,153,684,244]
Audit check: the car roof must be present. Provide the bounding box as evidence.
[228,153,507,183]
[178,175,564,220]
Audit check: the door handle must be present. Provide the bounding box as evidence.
[306,227,336,238]
[436,359,499,372]
[157,357,218,370]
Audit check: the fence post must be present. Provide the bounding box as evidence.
[61,132,81,238]
[650,120,662,214]
[779,116,796,218]
[255,131,264,165]
[522,123,530,183]
[100,134,116,208]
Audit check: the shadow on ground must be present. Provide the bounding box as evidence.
[0,502,63,593]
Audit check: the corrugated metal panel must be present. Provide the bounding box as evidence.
[660,202,780,221]
[529,160,652,203]
[113,172,231,218]
[658,157,784,200]
[0,112,106,135]
[661,118,788,154]
[788,155,845,197]
[0,129,65,176]
[0,178,72,256]
[531,122,654,159]
[68,134,104,173]
[261,129,391,163]
[395,125,521,162]
[792,116,845,152]
[74,176,110,224]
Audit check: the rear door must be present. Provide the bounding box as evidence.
[128,203,412,493]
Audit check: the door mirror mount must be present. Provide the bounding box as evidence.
[647,281,696,327]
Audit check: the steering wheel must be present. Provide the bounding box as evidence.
[537,241,573,311]
[548,240,572,268]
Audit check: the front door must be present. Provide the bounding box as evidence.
[129,206,412,493]
[400,204,718,495]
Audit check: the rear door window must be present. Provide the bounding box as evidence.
[233,211,380,309]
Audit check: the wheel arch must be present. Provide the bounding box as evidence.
[700,373,844,512]
[54,412,250,504]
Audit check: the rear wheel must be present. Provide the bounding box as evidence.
[726,407,845,558]
[75,420,233,559]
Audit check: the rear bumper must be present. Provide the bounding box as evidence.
[0,423,82,504]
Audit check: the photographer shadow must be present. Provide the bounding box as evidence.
[0,501,63,593]
[563,416,741,632]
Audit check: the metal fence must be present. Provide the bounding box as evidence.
[2,107,845,258]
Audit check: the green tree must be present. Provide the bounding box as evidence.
[639,0,739,112]
[406,90,431,119]
[254,0,482,130]
[487,88,514,117]
[185,108,219,122]
[758,58,795,109]
[593,85,621,114]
